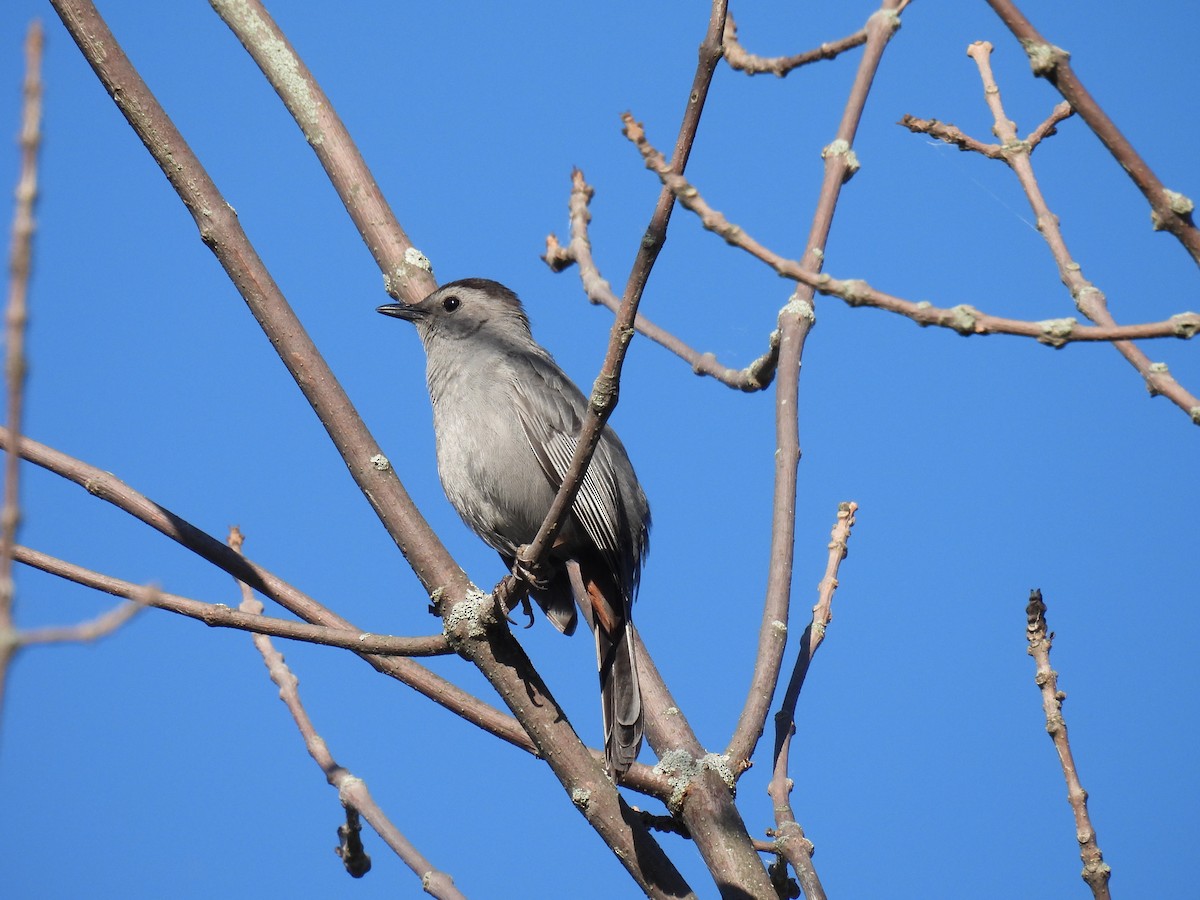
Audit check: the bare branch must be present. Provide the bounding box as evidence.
[899,100,1074,158]
[0,18,44,724]
[726,3,904,778]
[208,0,436,303]
[722,10,870,77]
[1025,590,1112,899]
[545,169,780,392]
[985,0,1200,263]
[517,0,732,586]
[625,123,1200,351]
[22,521,672,805]
[898,114,1007,158]
[48,7,685,885]
[1025,100,1074,151]
[538,4,789,894]
[0,428,539,755]
[17,596,140,646]
[13,545,448,657]
[963,40,1200,422]
[764,502,857,900]
[47,0,466,601]
[228,528,466,897]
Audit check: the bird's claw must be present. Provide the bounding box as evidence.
[513,547,552,593]
[493,574,536,629]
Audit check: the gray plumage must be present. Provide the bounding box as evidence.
[378,278,650,778]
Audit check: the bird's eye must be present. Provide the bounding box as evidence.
[441,295,461,312]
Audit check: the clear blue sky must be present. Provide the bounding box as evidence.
[2,2,1197,898]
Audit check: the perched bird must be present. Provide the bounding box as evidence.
[378,278,651,778]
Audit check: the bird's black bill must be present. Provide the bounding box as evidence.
[377,302,424,321]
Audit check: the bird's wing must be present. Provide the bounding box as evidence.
[512,356,629,587]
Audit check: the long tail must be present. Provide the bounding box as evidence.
[567,560,643,779]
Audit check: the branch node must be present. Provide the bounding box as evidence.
[692,352,717,376]
[835,280,870,308]
[1020,39,1070,76]
[441,587,493,647]
[821,138,860,181]
[869,7,903,34]
[1170,313,1200,339]
[542,233,576,272]
[1037,317,1078,348]
[1164,189,1195,217]
[652,750,735,816]
[570,787,591,810]
[1152,190,1197,230]
[948,304,981,335]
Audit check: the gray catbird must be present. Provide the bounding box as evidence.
[378,278,651,779]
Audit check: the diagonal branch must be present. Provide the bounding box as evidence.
[49,5,684,888]
[545,169,781,392]
[766,502,857,900]
[722,10,873,77]
[516,1,732,593]
[0,428,537,756]
[542,4,790,897]
[984,0,1200,264]
[626,125,1200,352]
[14,545,448,657]
[725,2,904,776]
[229,528,466,898]
[48,0,463,601]
[208,0,437,303]
[16,597,140,646]
[542,4,783,895]
[963,40,1200,424]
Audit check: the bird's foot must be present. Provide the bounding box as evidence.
[493,574,536,628]
[513,546,552,593]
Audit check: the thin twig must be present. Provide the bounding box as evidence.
[18,597,141,646]
[1025,590,1112,899]
[516,0,731,593]
[722,5,903,890]
[14,545,448,656]
[898,114,1002,156]
[1025,101,1075,150]
[229,528,467,898]
[725,3,904,777]
[540,4,786,895]
[984,0,1200,263]
[625,124,1200,351]
[0,19,44,725]
[900,101,1073,158]
[764,503,857,900]
[544,170,780,392]
[722,10,870,77]
[964,40,1200,423]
